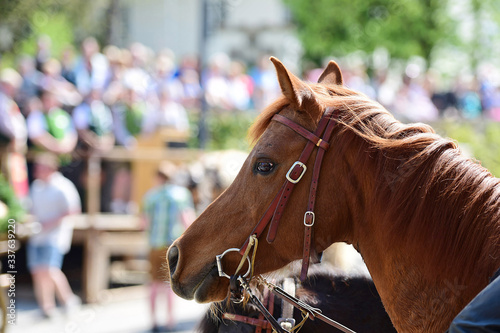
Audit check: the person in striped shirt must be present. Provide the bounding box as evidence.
[142,161,195,332]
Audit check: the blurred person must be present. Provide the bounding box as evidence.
[27,89,77,154]
[477,62,498,114]
[451,75,479,119]
[35,35,52,72]
[126,42,153,97]
[102,45,126,87]
[0,68,28,153]
[204,53,232,110]
[129,42,148,67]
[15,55,43,115]
[40,58,82,107]
[74,37,109,96]
[27,152,81,318]
[109,85,154,213]
[72,88,114,212]
[141,162,195,332]
[250,55,281,110]
[102,48,133,106]
[177,53,201,109]
[487,87,500,121]
[151,54,184,103]
[0,68,29,200]
[343,65,376,100]
[227,60,253,110]
[72,88,114,154]
[177,54,198,74]
[112,85,151,148]
[393,73,438,122]
[60,45,77,85]
[179,68,201,109]
[373,68,400,109]
[156,86,189,132]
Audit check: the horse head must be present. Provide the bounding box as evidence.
[167,58,364,303]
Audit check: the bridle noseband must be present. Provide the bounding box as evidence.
[240,106,338,281]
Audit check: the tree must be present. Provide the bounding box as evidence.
[0,0,112,56]
[284,0,455,66]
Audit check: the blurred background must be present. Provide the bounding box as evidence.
[1,0,500,332]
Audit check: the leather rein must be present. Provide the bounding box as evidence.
[216,107,356,333]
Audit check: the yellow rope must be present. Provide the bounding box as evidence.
[291,311,309,333]
[234,234,258,279]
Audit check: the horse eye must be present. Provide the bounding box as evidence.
[255,161,275,174]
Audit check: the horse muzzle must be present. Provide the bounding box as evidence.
[167,244,229,302]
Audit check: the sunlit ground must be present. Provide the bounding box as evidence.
[9,285,209,333]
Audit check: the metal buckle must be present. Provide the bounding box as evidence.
[304,211,315,226]
[286,161,307,184]
[215,248,251,279]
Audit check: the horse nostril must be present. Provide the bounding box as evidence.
[167,246,179,277]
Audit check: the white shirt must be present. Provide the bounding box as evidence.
[29,172,81,253]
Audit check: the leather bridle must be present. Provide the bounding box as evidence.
[215,106,356,333]
[240,106,338,281]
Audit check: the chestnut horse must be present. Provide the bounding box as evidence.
[168,57,500,332]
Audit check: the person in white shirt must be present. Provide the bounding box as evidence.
[27,153,81,317]
[156,86,189,132]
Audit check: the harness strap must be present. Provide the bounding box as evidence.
[239,107,338,284]
[238,277,290,333]
[273,114,330,150]
[300,112,338,280]
[223,313,273,330]
[267,109,335,243]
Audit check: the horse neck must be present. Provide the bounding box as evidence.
[332,133,500,332]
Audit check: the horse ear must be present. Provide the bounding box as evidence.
[270,57,320,112]
[318,60,343,85]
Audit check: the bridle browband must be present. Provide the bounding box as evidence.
[240,106,338,281]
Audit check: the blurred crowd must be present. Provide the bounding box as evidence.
[0,36,285,213]
[0,35,284,155]
[307,61,500,123]
[1,35,500,213]
[0,37,280,155]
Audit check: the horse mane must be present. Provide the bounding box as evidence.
[249,82,500,281]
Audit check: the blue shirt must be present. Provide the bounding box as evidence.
[142,184,194,248]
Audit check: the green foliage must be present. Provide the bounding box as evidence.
[189,111,256,151]
[284,0,455,65]
[17,12,74,58]
[0,174,25,233]
[0,0,110,60]
[434,120,500,177]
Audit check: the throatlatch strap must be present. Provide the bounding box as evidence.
[300,112,338,280]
